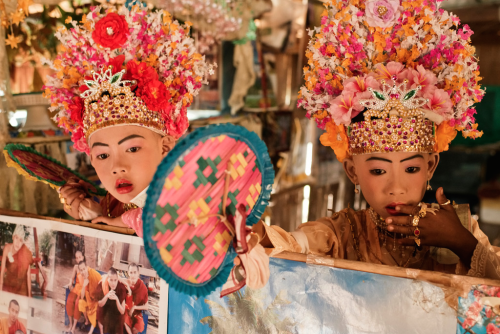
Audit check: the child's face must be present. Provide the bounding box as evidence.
[346,152,439,219]
[75,251,84,264]
[89,125,170,203]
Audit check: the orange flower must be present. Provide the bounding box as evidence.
[434,121,457,153]
[320,120,349,162]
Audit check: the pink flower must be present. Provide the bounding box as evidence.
[343,76,381,109]
[365,0,402,28]
[406,65,438,95]
[328,92,363,126]
[424,87,453,120]
[71,128,90,154]
[373,61,407,82]
[487,323,500,334]
[462,318,476,329]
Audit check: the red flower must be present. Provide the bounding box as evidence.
[92,13,129,49]
[137,80,171,112]
[124,60,158,86]
[68,96,84,126]
[107,55,126,74]
[71,128,89,154]
[166,108,189,139]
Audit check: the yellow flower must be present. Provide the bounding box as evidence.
[434,121,457,153]
[320,120,349,162]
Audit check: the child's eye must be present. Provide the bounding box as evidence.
[127,147,141,153]
[97,154,109,160]
[370,169,386,175]
[405,167,420,173]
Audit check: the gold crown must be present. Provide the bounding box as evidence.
[347,80,435,155]
[81,66,167,139]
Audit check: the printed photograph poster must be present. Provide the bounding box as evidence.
[0,214,168,334]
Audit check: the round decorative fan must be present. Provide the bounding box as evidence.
[3,144,106,196]
[143,124,274,297]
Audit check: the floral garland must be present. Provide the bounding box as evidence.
[1,0,33,48]
[298,0,484,159]
[42,5,214,152]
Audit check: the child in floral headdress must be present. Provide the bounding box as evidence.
[253,0,500,279]
[45,5,213,236]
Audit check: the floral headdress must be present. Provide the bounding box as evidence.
[298,0,484,162]
[43,5,214,153]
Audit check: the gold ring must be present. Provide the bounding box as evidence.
[415,238,421,247]
[412,216,420,227]
[418,203,427,218]
[60,197,66,204]
[65,203,72,210]
[440,200,451,206]
[413,227,421,238]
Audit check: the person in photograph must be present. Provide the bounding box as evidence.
[0,225,32,297]
[121,263,149,334]
[0,299,26,334]
[77,260,101,334]
[96,268,127,334]
[66,250,87,334]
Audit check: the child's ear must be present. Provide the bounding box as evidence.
[343,157,359,185]
[161,135,176,157]
[427,153,440,180]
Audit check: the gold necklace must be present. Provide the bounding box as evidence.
[105,193,139,218]
[348,209,415,268]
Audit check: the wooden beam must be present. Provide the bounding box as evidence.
[0,208,136,235]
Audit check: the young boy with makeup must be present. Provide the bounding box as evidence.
[254,0,500,279]
[45,5,213,235]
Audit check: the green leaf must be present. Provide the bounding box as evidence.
[373,90,385,100]
[404,89,417,100]
[85,80,95,87]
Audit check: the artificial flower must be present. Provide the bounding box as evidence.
[373,61,407,82]
[166,109,189,138]
[406,65,438,94]
[487,323,500,334]
[107,55,126,74]
[92,12,129,49]
[125,60,159,86]
[424,87,453,120]
[67,96,85,126]
[137,80,171,112]
[365,0,402,28]
[328,92,363,126]
[434,121,457,153]
[71,128,90,154]
[343,76,381,109]
[320,121,349,162]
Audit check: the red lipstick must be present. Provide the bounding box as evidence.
[115,178,134,194]
[385,202,406,216]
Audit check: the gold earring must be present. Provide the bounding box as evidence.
[426,180,432,191]
[354,183,360,194]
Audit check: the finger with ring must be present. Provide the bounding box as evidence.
[413,227,421,238]
[65,203,72,210]
[415,238,421,247]
[418,203,427,218]
[412,215,420,227]
[440,200,451,206]
[60,197,66,204]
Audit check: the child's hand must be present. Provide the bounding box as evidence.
[91,215,126,228]
[60,179,88,219]
[385,187,478,266]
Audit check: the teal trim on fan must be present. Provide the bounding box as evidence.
[143,123,275,297]
[3,143,107,196]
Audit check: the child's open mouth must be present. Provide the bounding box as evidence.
[115,179,134,194]
[385,202,406,216]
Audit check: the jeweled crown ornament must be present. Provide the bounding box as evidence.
[348,78,434,155]
[298,0,484,162]
[43,5,214,154]
[81,66,167,140]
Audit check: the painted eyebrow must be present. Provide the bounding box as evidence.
[365,157,392,163]
[118,134,145,145]
[400,154,424,162]
[91,142,108,148]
